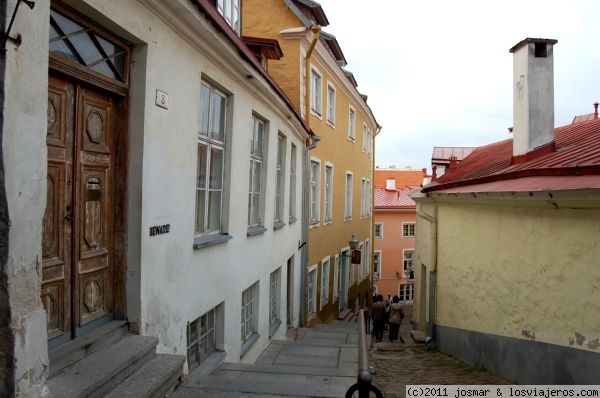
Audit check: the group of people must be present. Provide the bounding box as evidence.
[370,294,405,343]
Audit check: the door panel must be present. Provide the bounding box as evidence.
[42,76,74,340]
[43,74,116,341]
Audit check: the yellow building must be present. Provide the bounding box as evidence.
[243,0,381,324]
[413,38,600,383]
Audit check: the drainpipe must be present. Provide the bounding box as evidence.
[304,25,321,126]
[416,205,437,339]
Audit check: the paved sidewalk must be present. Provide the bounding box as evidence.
[369,306,508,398]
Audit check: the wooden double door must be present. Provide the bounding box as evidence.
[42,73,119,345]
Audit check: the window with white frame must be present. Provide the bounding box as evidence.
[367,128,373,155]
[187,303,223,371]
[399,283,414,303]
[402,222,416,238]
[248,116,266,228]
[361,178,369,218]
[403,249,414,279]
[374,223,383,239]
[308,266,317,315]
[289,144,297,221]
[241,282,259,345]
[366,180,371,216]
[358,243,364,281]
[364,240,371,281]
[348,107,356,141]
[217,0,240,34]
[196,81,228,236]
[269,268,281,334]
[362,123,368,152]
[320,258,330,308]
[310,159,321,224]
[310,68,322,115]
[373,251,381,279]
[274,134,286,225]
[333,254,340,301]
[349,253,354,286]
[326,84,336,125]
[324,164,333,222]
[345,172,353,219]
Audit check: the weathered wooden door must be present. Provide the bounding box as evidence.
[43,74,116,345]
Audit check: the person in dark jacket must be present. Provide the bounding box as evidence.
[387,295,405,343]
[370,294,386,342]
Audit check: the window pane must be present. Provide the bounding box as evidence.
[209,148,224,189]
[208,191,222,231]
[252,161,262,193]
[200,85,210,135]
[195,189,206,234]
[211,92,226,141]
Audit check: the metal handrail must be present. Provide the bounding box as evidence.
[345,309,383,398]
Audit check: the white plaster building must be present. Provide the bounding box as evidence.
[0,0,312,394]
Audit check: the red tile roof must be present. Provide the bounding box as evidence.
[374,169,425,189]
[424,118,600,192]
[374,187,418,209]
[431,147,476,163]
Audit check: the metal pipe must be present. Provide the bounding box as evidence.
[304,25,321,126]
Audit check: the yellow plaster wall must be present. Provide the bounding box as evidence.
[435,202,600,352]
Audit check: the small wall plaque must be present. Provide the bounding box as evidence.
[149,224,170,236]
[155,89,169,109]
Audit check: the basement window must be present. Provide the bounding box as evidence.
[534,43,547,58]
[187,303,224,371]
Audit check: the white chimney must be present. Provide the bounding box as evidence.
[510,38,557,158]
[385,178,396,190]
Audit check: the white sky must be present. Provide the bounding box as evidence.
[317,0,600,170]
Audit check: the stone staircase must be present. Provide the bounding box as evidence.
[47,321,185,398]
[174,320,359,397]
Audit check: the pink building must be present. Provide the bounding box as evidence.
[373,169,424,302]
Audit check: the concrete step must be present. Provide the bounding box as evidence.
[47,335,158,398]
[218,361,356,377]
[105,353,185,398]
[49,320,129,378]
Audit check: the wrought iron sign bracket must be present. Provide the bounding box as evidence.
[1,0,36,54]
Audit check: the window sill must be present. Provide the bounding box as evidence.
[326,120,335,128]
[269,319,281,337]
[189,350,226,378]
[240,332,260,358]
[247,226,267,237]
[348,137,355,143]
[323,218,332,226]
[288,217,297,225]
[273,221,286,231]
[344,216,352,222]
[193,233,233,249]
[309,221,320,229]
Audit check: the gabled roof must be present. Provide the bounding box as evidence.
[424,118,600,193]
[242,36,283,60]
[284,0,329,28]
[375,187,418,209]
[320,31,346,66]
[190,0,313,137]
[374,169,426,189]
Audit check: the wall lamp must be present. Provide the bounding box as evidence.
[1,0,35,54]
[341,233,361,264]
[307,134,320,150]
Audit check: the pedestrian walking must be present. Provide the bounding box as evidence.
[371,294,386,342]
[387,295,405,343]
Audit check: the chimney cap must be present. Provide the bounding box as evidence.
[509,38,557,54]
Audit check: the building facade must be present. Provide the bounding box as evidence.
[1,0,312,394]
[413,38,600,384]
[373,169,425,300]
[242,0,380,324]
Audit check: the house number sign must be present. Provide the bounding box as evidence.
[149,224,170,236]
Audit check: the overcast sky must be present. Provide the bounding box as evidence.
[317,0,600,171]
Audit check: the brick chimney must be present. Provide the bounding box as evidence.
[509,38,558,163]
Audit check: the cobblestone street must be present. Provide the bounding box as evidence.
[368,306,509,398]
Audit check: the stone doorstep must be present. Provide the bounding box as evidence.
[47,335,159,398]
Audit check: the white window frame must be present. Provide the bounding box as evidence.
[358,242,364,281]
[362,123,368,152]
[187,303,223,371]
[402,222,416,238]
[241,282,259,345]
[326,82,336,126]
[248,115,267,228]
[373,250,382,279]
[310,158,321,225]
[308,264,318,315]
[217,0,240,34]
[274,133,286,226]
[333,254,340,301]
[348,106,356,141]
[196,81,228,237]
[289,143,297,222]
[320,257,330,309]
[367,128,373,155]
[361,178,368,218]
[374,222,383,239]
[310,67,322,116]
[364,239,371,281]
[399,282,414,303]
[403,249,414,279]
[324,163,333,223]
[366,179,371,216]
[345,172,353,220]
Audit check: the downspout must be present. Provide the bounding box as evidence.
[299,25,320,327]
[416,204,437,340]
[369,125,381,307]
